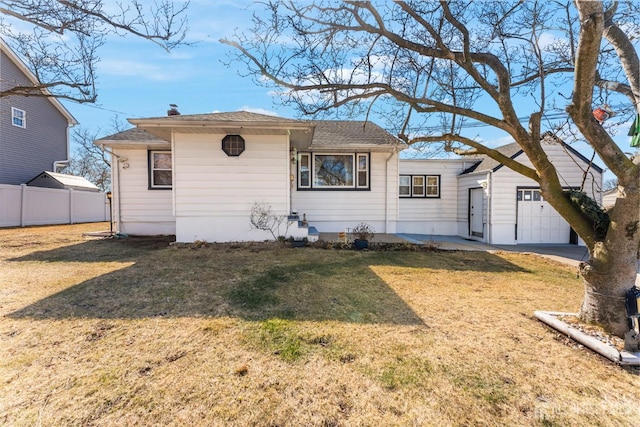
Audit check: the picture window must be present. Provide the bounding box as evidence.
[297,152,369,190]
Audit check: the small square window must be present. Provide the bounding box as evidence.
[11,107,25,128]
[149,151,172,189]
[426,176,439,197]
[412,176,425,196]
[399,176,411,197]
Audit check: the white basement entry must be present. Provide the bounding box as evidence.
[516,189,571,244]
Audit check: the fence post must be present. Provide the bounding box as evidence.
[69,188,75,224]
[20,184,27,227]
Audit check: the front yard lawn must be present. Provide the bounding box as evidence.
[0,223,638,426]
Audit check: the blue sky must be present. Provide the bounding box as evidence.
[62,1,297,135]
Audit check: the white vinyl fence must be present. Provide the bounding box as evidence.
[0,184,110,227]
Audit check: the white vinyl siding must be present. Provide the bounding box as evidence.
[113,148,175,235]
[398,159,468,235]
[173,133,289,242]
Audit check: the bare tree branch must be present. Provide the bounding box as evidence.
[0,1,189,103]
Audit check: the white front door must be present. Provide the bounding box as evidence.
[470,188,484,237]
[517,189,570,243]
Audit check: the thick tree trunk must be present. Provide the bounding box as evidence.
[579,183,640,337]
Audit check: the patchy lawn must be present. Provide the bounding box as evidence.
[0,223,638,426]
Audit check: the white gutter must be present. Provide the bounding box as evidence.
[52,121,77,172]
[99,145,128,233]
[384,149,399,233]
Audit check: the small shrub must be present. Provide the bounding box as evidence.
[350,223,375,241]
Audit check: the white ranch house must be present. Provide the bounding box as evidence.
[96,111,602,245]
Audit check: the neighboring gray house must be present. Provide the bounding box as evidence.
[0,39,78,185]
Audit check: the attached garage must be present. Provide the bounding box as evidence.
[516,188,571,244]
[456,133,603,245]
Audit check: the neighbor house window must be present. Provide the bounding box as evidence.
[149,151,172,189]
[11,107,25,128]
[297,153,369,190]
[222,134,245,156]
[400,175,440,198]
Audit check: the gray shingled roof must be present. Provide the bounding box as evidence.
[97,127,168,142]
[136,111,306,124]
[461,142,522,174]
[310,120,402,148]
[97,113,403,150]
[460,133,603,174]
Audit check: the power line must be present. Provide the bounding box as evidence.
[414,102,631,132]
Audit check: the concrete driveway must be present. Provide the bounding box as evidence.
[395,233,589,267]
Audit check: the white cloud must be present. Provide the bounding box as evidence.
[99,59,177,81]
[236,106,280,116]
[476,135,514,149]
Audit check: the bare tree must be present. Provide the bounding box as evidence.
[0,1,189,103]
[62,128,110,191]
[222,1,640,338]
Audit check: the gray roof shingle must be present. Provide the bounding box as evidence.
[460,132,603,174]
[135,111,305,124]
[310,120,402,148]
[97,127,167,142]
[97,113,403,150]
[461,143,522,174]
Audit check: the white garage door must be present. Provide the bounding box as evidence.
[517,189,570,244]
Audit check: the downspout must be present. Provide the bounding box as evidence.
[99,145,127,233]
[287,131,292,216]
[487,170,493,244]
[384,149,398,233]
[52,122,76,172]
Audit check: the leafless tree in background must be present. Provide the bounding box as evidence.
[0,0,189,103]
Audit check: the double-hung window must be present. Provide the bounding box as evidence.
[298,153,369,190]
[399,175,440,198]
[149,151,172,189]
[11,107,25,128]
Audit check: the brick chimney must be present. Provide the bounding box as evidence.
[167,104,180,116]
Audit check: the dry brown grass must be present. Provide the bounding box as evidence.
[1,223,638,426]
